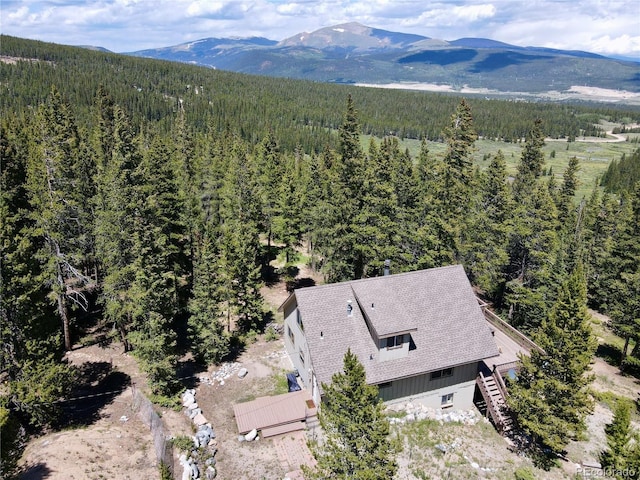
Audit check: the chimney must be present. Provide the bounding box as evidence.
[347,300,353,317]
[383,259,391,276]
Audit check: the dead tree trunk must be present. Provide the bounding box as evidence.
[57,292,72,351]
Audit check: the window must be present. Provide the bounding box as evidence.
[299,349,305,367]
[384,334,404,349]
[441,393,454,407]
[296,309,304,331]
[430,368,453,380]
[287,325,295,345]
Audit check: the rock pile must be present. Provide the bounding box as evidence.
[386,402,480,426]
[210,362,243,386]
[180,389,218,479]
[262,348,288,360]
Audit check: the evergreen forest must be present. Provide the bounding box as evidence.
[2,35,640,476]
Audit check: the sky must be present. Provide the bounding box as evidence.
[2,0,639,58]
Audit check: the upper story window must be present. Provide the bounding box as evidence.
[296,309,304,331]
[299,349,305,366]
[287,325,295,345]
[430,367,453,380]
[382,334,404,350]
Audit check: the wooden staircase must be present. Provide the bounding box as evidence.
[476,368,514,434]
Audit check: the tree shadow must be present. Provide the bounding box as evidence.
[286,277,316,292]
[221,333,247,364]
[596,343,622,367]
[16,462,53,480]
[60,361,131,427]
[263,263,280,286]
[262,245,283,286]
[176,358,207,390]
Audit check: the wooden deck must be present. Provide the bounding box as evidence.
[482,306,544,373]
[233,390,317,437]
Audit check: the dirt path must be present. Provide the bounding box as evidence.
[592,356,640,398]
[545,130,627,143]
[19,342,158,480]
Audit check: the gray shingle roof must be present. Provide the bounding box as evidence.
[292,264,500,389]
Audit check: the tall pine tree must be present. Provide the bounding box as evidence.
[304,349,400,480]
[463,150,513,298]
[508,264,596,466]
[26,86,93,350]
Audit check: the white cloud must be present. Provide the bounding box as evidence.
[590,34,640,57]
[186,1,224,17]
[451,4,496,22]
[0,0,638,57]
[7,5,29,20]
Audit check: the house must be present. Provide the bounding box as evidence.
[279,264,501,410]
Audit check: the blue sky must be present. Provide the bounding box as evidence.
[2,0,639,58]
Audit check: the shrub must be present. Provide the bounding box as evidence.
[514,466,536,480]
[265,326,278,342]
[171,435,195,452]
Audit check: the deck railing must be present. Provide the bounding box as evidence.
[479,301,545,356]
[493,365,509,399]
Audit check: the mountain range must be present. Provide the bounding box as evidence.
[125,22,640,100]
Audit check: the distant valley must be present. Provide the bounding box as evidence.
[125,22,640,104]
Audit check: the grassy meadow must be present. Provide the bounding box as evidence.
[365,123,640,202]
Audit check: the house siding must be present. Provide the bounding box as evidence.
[376,362,479,409]
[283,300,320,404]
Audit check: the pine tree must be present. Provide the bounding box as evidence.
[504,125,562,329]
[505,182,560,330]
[322,95,368,281]
[338,94,365,196]
[128,312,178,396]
[409,138,453,269]
[600,401,634,472]
[351,137,400,277]
[304,149,332,272]
[1,114,76,429]
[607,183,640,363]
[219,218,264,333]
[557,156,580,228]
[125,133,189,394]
[256,130,284,252]
[433,99,478,262]
[582,189,622,309]
[188,228,230,365]
[134,132,189,318]
[303,349,400,480]
[508,264,596,465]
[26,86,93,350]
[463,150,513,298]
[94,104,142,351]
[219,140,264,332]
[513,119,546,198]
[273,153,305,265]
[439,98,478,215]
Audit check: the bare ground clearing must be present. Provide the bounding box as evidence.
[18,342,163,480]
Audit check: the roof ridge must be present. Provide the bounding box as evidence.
[295,264,464,292]
[349,264,462,286]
